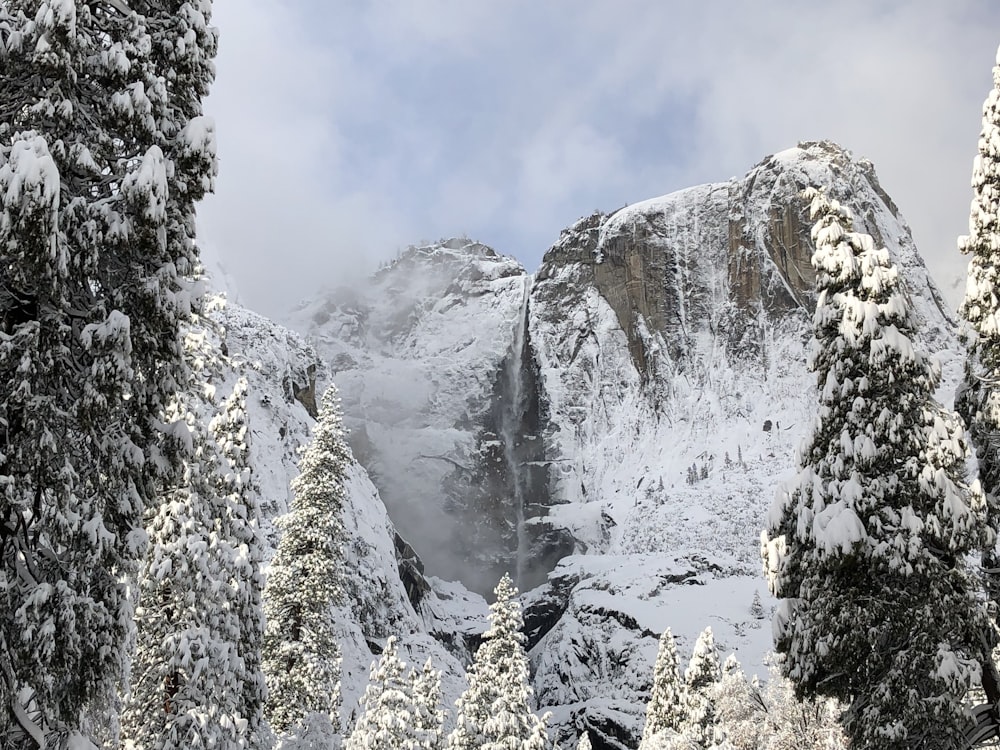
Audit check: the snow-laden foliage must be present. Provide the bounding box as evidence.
[677,628,722,747]
[711,655,847,750]
[0,0,216,741]
[345,637,444,750]
[764,188,992,748]
[446,574,549,750]
[640,628,685,747]
[122,315,266,749]
[210,377,269,747]
[409,658,445,750]
[263,386,349,737]
[959,44,1000,490]
[575,732,592,750]
[122,402,244,748]
[958,44,1000,631]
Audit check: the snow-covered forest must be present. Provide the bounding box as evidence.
[4,2,1000,749]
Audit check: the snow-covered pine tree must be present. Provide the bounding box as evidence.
[409,657,444,750]
[122,344,257,748]
[958,45,1000,512]
[446,573,549,750]
[677,627,721,747]
[262,385,350,738]
[121,412,240,748]
[576,731,592,750]
[344,636,418,750]
[763,188,992,749]
[640,628,685,748]
[209,376,268,747]
[956,46,1000,687]
[0,0,216,741]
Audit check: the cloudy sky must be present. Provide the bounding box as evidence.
[197,0,1000,319]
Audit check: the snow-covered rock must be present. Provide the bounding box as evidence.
[523,140,958,748]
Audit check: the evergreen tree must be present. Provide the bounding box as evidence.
[262,385,350,737]
[958,45,1000,510]
[409,657,444,750]
[122,339,262,749]
[446,574,549,750]
[678,627,721,747]
[210,377,268,747]
[640,628,685,747]
[345,637,420,750]
[957,49,1000,708]
[763,188,992,748]
[576,732,592,750]
[121,395,244,748]
[0,0,216,741]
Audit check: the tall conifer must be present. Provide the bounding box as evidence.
[262,385,349,738]
[0,0,216,741]
[764,188,991,748]
[678,627,721,747]
[640,628,685,748]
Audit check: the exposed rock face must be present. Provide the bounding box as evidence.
[535,140,953,387]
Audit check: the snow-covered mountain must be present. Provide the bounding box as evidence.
[230,140,959,749]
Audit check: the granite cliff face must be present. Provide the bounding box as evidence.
[271,141,960,748]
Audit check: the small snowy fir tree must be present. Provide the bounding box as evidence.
[748,592,764,621]
[640,628,685,748]
[344,636,417,750]
[763,188,992,749]
[446,574,549,750]
[0,0,216,741]
[262,385,350,738]
[409,657,444,750]
[677,627,721,747]
[576,731,592,750]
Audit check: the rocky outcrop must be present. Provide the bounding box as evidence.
[534,140,953,386]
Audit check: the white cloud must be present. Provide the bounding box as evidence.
[199,0,1000,315]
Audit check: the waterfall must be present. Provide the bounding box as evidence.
[500,274,533,588]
